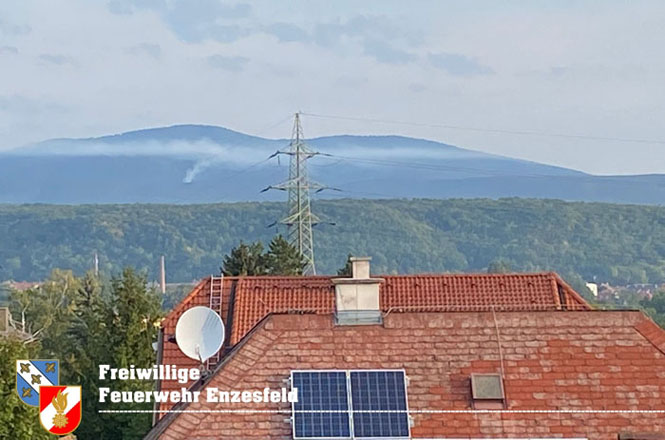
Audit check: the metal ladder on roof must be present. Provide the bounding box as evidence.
[206,275,224,369]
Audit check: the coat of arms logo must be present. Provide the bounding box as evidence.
[15,360,59,407]
[39,385,82,435]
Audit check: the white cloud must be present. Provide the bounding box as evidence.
[207,54,248,71]
[428,52,493,76]
[0,17,31,36]
[1,1,665,175]
[38,54,77,66]
[125,43,162,59]
[0,46,19,55]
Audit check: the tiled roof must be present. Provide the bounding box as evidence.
[381,272,588,312]
[148,309,665,440]
[159,271,591,402]
[230,276,334,343]
[165,272,589,348]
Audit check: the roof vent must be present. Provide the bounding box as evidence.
[471,373,505,409]
[333,257,383,325]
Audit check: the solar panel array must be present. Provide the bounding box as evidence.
[292,371,350,438]
[291,370,409,439]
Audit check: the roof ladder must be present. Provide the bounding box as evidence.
[206,275,224,369]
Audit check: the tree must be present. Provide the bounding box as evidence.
[221,237,306,276]
[266,235,304,275]
[96,268,162,440]
[487,259,512,274]
[0,336,52,440]
[10,269,81,353]
[337,254,353,276]
[4,268,162,439]
[221,241,268,276]
[66,272,109,439]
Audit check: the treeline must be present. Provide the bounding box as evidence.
[1,198,665,285]
[1,269,161,439]
[1,235,307,440]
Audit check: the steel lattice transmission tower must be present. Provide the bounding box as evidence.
[263,113,331,275]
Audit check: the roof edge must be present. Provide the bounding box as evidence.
[162,276,211,326]
[634,314,665,355]
[552,272,593,310]
[144,313,276,440]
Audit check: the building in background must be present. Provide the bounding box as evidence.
[586,282,599,298]
[146,258,665,440]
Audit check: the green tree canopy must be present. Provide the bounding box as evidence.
[337,254,353,276]
[487,259,512,273]
[10,269,81,365]
[6,268,162,440]
[222,236,306,276]
[266,235,304,276]
[95,268,162,440]
[0,336,51,440]
[221,241,268,276]
[3,199,665,285]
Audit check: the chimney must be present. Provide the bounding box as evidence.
[160,256,166,295]
[333,256,383,325]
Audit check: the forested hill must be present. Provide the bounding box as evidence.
[1,198,664,285]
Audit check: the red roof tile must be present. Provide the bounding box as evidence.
[224,272,590,345]
[148,309,665,440]
[159,271,591,400]
[636,318,665,355]
[230,276,334,343]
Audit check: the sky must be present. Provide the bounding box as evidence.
[1,0,664,175]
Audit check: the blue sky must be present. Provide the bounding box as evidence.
[0,0,664,174]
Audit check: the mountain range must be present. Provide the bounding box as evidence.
[1,124,664,204]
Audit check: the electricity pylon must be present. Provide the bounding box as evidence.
[262,113,330,275]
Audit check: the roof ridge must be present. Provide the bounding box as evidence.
[380,272,557,278]
[224,271,564,279]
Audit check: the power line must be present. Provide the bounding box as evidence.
[208,157,273,200]
[301,112,665,145]
[326,154,504,176]
[252,114,296,137]
[263,113,333,275]
[319,153,577,179]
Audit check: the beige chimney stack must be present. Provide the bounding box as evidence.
[351,256,371,279]
[333,256,383,324]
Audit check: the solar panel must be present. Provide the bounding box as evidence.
[350,371,410,439]
[292,371,350,438]
[291,370,410,439]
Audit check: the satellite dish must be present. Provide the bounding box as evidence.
[175,306,225,362]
